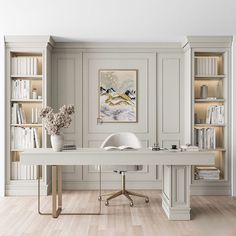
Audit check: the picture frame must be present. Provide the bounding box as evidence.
[98,69,138,123]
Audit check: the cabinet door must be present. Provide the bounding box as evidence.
[82,52,159,189]
[157,53,184,149]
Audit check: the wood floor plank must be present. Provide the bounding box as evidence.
[1,191,236,236]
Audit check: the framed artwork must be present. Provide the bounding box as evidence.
[99,69,138,123]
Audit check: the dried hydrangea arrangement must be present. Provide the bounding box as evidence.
[39,105,75,135]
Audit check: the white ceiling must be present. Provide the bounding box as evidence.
[0,0,236,42]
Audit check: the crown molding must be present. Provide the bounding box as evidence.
[182,36,233,48]
[4,35,55,48]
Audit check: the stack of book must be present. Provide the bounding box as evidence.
[11,103,26,124]
[11,127,40,149]
[194,128,216,150]
[195,56,218,75]
[12,103,39,124]
[206,105,224,124]
[195,166,220,180]
[11,56,39,75]
[180,145,199,152]
[11,162,37,180]
[12,80,31,99]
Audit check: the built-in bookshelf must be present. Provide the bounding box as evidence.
[183,36,232,195]
[5,36,54,195]
[10,52,43,182]
[192,51,229,185]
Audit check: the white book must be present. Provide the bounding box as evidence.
[30,57,33,75]
[12,103,17,124]
[33,57,38,75]
[11,57,15,75]
[26,57,31,75]
[31,128,35,148]
[205,57,209,75]
[30,165,34,180]
[33,128,40,148]
[21,107,27,124]
[206,106,212,124]
[34,165,37,180]
[198,129,203,149]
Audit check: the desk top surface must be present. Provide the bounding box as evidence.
[20,148,215,166]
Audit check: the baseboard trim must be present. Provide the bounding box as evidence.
[62,181,162,190]
[190,184,231,195]
[5,183,49,196]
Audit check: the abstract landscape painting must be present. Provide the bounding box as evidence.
[99,70,137,122]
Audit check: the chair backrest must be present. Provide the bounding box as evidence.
[100,132,142,149]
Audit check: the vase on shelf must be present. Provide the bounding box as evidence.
[50,133,64,152]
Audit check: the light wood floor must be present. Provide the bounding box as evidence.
[1,190,236,236]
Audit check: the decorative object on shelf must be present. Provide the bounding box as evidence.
[99,69,137,122]
[50,134,64,152]
[152,142,160,151]
[171,144,177,150]
[40,105,75,151]
[200,85,208,99]
[32,88,37,99]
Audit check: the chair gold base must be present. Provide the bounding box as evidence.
[99,171,149,207]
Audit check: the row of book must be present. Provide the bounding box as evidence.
[11,56,40,75]
[12,103,40,124]
[194,128,216,150]
[195,166,220,180]
[11,127,41,149]
[12,80,31,99]
[11,162,37,180]
[206,105,224,124]
[195,56,219,76]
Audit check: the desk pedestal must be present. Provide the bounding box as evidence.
[162,165,191,220]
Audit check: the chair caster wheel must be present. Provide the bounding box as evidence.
[130,202,134,207]
[105,201,109,206]
[145,198,149,203]
[98,196,102,201]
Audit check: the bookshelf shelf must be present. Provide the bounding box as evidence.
[194,124,225,127]
[194,75,225,79]
[11,75,43,79]
[194,99,225,103]
[11,124,43,127]
[10,99,43,103]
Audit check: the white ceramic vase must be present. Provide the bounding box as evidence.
[51,134,64,152]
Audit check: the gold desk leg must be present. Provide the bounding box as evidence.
[57,166,62,209]
[52,165,62,218]
[38,164,101,218]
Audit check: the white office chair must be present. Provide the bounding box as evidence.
[99,132,149,207]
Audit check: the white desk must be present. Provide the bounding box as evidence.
[21,148,214,220]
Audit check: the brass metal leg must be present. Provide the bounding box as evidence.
[104,171,149,206]
[57,166,62,209]
[124,193,133,203]
[38,165,102,218]
[126,190,149,199]
[106,190,123,201]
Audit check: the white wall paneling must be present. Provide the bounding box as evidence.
[82,52,159,189]
[157,53,184,148]
[51,48,185,190]
[52,52,83,185]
